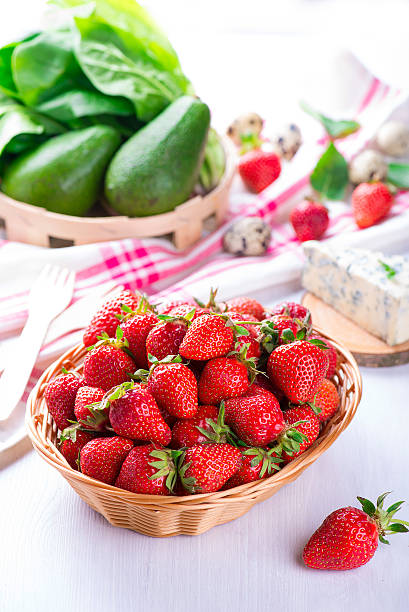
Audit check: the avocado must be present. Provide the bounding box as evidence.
[1,125,121,216]
[105,96,210,217]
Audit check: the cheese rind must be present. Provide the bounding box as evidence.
[302,241,409,346]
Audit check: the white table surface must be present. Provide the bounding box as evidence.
[2,1,409,610]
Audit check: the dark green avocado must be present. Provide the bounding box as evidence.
[104,96,210,217]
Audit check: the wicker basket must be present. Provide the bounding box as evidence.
[0,138,236,250]
[26,328,362,537]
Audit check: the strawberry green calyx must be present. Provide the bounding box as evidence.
[196,401,235,444]
[227,342,260,383]
[215,312,261,340]
[357,492,409,545]
[194,287,224,312]
[91,326,130,352]
[116,295,155,322]
[157,309,196,325]
[132,354,184,383]
[240,132,263,155]
[148,448,182,494]
[274,420,309,457]
[244,446,283,477]
[178,458,197,494]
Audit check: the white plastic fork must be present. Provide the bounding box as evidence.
[0,265,76,423]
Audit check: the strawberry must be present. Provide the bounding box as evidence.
[260,315,300,353]
[74,386,106,430]
[224,393,285,446]
[120,310,158,369]
[83,335,135,391]
[226,311,260,337]
[233,335,261,362]
[303,492,409,570]
[168,304,210,320]
[145,319,187,361]
[179,443,242,494]
[267,340,328,403]
[115,444,180,495]
[225,296,265,321]
[158,299,193,315]
[178,314,234,360]
[238,150,281,193]
[83,289,141,347]
[59,429,94,470]
[352,182,393,229]
[290,199,329,242]
[108,382,172,445]
[44,371,84,430]
[307,378,340,422]
[243,382,278,399]
[145,358,198,418]
[270,301,311,327]
[198,355,250,405]
[225,446,282,487]
[80,435,133,485]
[309,333,337,377]
[170,405,220,448]
[280,405,320,461]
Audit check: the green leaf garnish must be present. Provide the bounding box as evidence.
[378,260,397,279]
[301,101,360,138]
[387,163,409,189]
[310,142,349,200]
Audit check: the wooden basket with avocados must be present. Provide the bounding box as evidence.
[0,0,235,249]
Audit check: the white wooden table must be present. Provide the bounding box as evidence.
[2,1,409,610]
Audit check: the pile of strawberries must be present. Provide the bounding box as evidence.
[45,289,340,496]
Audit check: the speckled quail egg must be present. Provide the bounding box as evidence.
[271,123,302,160]
[226,113,263,146]
[376,120,409,157]
[223,217,271,256]
[348,149,387,184]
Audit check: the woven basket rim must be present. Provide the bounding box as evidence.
[26,326,362,505]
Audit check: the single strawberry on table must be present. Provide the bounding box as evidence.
[352,181,393,229]
[179,443,243,494]
[80,436,133,485]
[238,149,281,193]
[303,492,409,570]
[44,370,85,431]
[267,339,328,403]
[290,199,329,242]
[83,289,141,347]
[108,381,172,445]
[115,444,181,495]
[83,330,136,391]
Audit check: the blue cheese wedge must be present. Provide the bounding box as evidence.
[302,241,409,346]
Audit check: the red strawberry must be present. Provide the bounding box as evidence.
[115,444,179,495]
[261,315,300,350]
[303,492,409,570]
[270,301,311,325]
[120,311,158,368]
[108,383,171,445]
[83,289,141,347]
[80,436,133,485]
[224,393,285,446]
[243,382,277,399]
[169,304,210,319]
[281,405,320,461]
[44,372,84,430]
[59,429,94,470]
[227,311,260,338]
[147,360,198,418]
[179,443,242,493]
[145,320,187,361]
[179,314,234,360]
[233,335,261,362]
[158,299,193,314]
[170,405,219,448]
[267,340,328,403]
[307,378,340,422]
[290,199,329,242]
[238,150,281,193]
[83,342,135,391]
[352,182,393,229]
[74,386,106,430]
[226,296,265,321]
[225,446,282,487]
[309,333,337,377]
[198,356,250,405]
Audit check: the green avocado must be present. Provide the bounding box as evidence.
[1,125,121,216]
[104,96,210,217]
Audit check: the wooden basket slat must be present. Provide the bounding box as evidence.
[25,327,362,536]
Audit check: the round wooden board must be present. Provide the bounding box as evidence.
[302,293,409,367]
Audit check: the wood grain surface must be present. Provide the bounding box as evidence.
[302,293,409,367]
